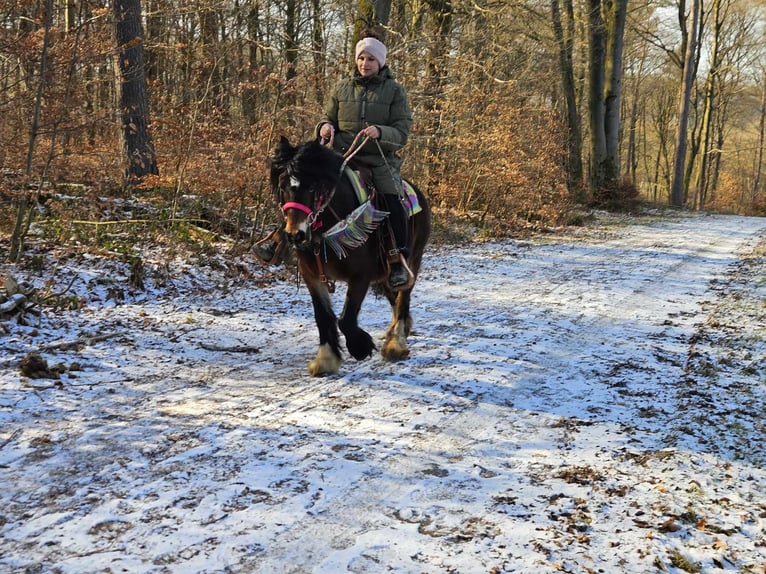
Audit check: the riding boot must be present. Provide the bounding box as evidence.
[385,196,414,291]
[254,225,286,265]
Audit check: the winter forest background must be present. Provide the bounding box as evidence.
[2,0,766,262]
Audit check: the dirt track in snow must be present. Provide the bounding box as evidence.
[1,212,765,573]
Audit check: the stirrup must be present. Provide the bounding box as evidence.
[254,229,285,265]
[388,254,414,292]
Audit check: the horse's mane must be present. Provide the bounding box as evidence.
[270,137,345,196]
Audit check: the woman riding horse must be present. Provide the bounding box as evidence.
[270,137,431,376]
[257,29,414,291]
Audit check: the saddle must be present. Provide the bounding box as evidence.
[343,160,422,217]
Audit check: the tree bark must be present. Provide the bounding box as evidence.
[374,0,392,27]
[311,0,325,102]
[670,0,701,207]
[603,0,628,184]
[551,0,584,199]
[9,0,53,262]
[243,2,262,124]
[693,0,721,210]
[587,0,607,195]
[114,0,159,182]
[754,69,766,200]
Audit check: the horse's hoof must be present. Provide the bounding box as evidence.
[381,339,410,361]
[308,343,342,376]
[345,331,376,361]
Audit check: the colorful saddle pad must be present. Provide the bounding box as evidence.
[343,167,422,216]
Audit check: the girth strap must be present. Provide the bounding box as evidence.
[315,250,335,293]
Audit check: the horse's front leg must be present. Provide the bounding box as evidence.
[304,273,342,376]
[338,277,376,361]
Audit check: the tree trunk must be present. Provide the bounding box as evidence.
[9,0,53,262]
[625,43,647,184]
[199,7,221,109]
[670,0,700,207]
[243,2,262,124]
[425,0,453,95]
[551,0,584,199]
[144,0,161,84]
[587,0,607,195]
[693,6,719,210]
[603,0,628,184]
[752,70,766,200]
[284,0,298,84]
[114,0,159,182]
[374,0,392,26]
[311,0,325,103]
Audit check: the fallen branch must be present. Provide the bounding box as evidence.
[200,342,259,353]
[35,331,121,353]
[0,429,22,451]
[0,293,27,315]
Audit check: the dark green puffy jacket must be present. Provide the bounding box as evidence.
[318,66,412,170]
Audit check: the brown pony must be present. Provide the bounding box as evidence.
[270,136,431,376]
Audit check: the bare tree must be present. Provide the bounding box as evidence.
[8,0,54,262]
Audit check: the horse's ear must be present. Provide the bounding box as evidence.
[272,136,295,165]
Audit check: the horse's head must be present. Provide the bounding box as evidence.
[270,136,344,250]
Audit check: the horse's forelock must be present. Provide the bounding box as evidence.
[293,141,343,187]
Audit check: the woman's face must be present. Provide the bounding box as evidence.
[356,51,380,78]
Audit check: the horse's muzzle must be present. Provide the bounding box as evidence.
[285,229,312,250]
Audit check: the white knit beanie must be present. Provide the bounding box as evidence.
[355,37,387,68]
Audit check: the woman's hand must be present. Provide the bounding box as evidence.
[319,123,335,140]
[361,125,380,139]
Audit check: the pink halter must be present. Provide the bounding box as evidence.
[281,201,313,215]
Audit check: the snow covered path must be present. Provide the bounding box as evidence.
[1,212,765,573]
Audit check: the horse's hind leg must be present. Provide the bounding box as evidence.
[306,279,342,376]
[382,188,429,361]
[338,278,376,360]
[382,289,412,361]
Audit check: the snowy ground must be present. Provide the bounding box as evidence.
[1,211,765,574]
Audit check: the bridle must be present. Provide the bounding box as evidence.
[280,132,371,236]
